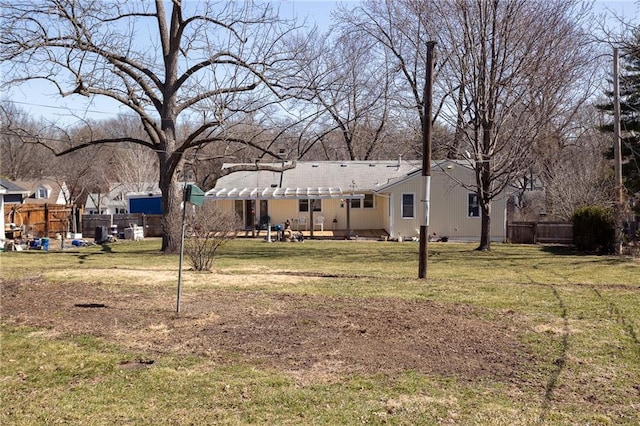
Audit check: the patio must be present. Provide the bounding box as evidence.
[238,228,388,241]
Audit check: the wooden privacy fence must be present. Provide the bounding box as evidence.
[81,214,163,238]
[507,221,573,244]
[4,204,77,238]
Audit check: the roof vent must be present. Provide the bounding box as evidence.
[340,164,347,167]
[369,164,376,167]
[312,164,319,167]
[270,184,278,188]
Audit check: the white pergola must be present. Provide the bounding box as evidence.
[205,186,364,200]
[205,186,365,238]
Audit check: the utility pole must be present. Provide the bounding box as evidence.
[613,47,623,255]
[419,41,436,279]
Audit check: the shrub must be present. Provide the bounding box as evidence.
[572,206,615,254]
[184,203,242,271]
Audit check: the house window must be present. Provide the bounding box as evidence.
[363,193,374,209]
[350,194,373,209]
[468,193,480,217]
[37,188,48,199]
[402,193,414,219]
[299,199,322,212]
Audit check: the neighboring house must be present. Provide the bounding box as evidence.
[2,179,79,239]
[206,160,512,241]
[0,178,30,205]
[85,192,124,215]
[85,183,162,215]
[12,179,70,206]
[1,178,30,244]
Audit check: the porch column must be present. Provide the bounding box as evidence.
[346,199,351,240]
[309,200,314,238]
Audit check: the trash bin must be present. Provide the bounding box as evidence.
[95,226,107,243]
[42,237,50,251]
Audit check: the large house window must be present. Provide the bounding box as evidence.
[299,199,321,212]
[468,193,480,217]
[402,193,414,218]
[350,198,361,208]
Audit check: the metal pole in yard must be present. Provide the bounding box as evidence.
[419,41,436,279]
[177,186,188,313]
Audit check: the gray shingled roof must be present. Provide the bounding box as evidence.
[210,160,422,197]
[0,178,30,194]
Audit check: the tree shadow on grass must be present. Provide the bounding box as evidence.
[531,281,570,425]
[541,245,633,266]
[540,245,578,256]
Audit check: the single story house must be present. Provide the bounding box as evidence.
[206,159,511,242]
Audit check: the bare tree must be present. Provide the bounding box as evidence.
[290,29,396,160]
[0,103,56,180]
[184,203,242,272]
[338,0,599,250]
[1,0,304,252]
[540,105,616,220]
[436,0,599,250]
[336,1,439,136]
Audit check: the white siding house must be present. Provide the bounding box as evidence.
[206,160,512,241]
[375,160,510,241]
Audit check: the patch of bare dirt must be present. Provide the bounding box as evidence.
[1,277,534,384]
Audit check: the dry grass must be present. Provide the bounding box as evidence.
[1,238,639,425]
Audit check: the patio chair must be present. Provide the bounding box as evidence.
[298,215,308,231]
[314,215,324,232]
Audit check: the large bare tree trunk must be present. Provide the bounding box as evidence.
[478,174,492,251]
[158,146,182,253]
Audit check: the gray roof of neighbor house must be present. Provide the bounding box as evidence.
[207,160,422,200]
[12,179,68,205]
[0,178,30,194]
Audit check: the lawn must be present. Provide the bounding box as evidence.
[1,238,639,425]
